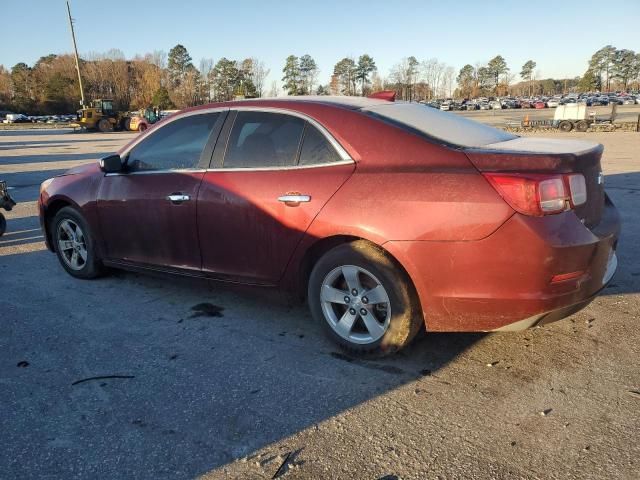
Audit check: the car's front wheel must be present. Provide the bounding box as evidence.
[308,241,423,356]
[52,207,103,279]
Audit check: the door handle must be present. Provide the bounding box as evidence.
[278,194,311,204]
[166,193,190,204]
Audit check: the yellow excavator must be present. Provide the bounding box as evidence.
[71,99,130,132]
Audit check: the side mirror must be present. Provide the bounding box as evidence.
[99,154,123,173]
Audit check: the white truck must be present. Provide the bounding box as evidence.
[553,103,617,132]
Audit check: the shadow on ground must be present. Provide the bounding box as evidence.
[0,156,638,477]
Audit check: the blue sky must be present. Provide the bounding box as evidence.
[2,0,639,87]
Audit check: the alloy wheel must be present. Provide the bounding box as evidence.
[320,265,391,345]
[57,219,88,271]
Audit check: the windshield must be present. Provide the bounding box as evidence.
[361,103,517,148]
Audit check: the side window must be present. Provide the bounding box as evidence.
[298,124,342,166]
[224,111,304,168]
[127,112,220,172]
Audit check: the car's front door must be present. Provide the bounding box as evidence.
[97,110,226,271]
[197,110,355,284]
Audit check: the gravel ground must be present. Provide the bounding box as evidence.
[0,128,638,479]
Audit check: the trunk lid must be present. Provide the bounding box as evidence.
[465,137,605,229]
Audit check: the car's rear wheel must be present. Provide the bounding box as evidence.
[52,207,103,279]
[308,241,423,356]
[0,213,6,237]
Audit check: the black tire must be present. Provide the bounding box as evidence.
[97,118,112,133]
[0,213,5,237]
[575,120,589,132]
[558,120,573,132]
[308,241,423,356]
[52,207,103,279]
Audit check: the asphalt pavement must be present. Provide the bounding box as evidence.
[1,128,638,479]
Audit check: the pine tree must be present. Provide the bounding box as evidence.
[282,55,301,95]
[487,55,509,91]
[167,44,193,87]
[356,54,376,96]
[299,55,318,95]
[520,60,536,96]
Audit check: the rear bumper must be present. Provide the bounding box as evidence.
[385,196,620,332]
[492,254,615,331]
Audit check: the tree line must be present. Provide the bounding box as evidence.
[1,44,638,114]
[0,45,271,114]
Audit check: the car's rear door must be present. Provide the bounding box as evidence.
[97,110,226,271]
[197,109,355,285]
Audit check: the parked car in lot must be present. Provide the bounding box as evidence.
[489,100,502,109]
[479,102,491,110]
[38,96,620,355]
[3,113,31,123]
[622,96,636,105]
[534,101,546,109]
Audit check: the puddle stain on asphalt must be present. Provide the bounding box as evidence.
[189,303,225,318]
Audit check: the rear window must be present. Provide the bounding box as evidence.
[298,124,342,166]
[361,102,517,148]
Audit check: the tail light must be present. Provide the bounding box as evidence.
[483,173,587,217]
[567,174,587,207]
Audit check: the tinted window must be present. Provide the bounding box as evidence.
[224,112,304,168]
[299,124,342,166]
[127,113,219,172]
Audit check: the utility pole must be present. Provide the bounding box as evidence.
[66,0,85,106]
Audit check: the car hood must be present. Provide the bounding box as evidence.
[58,161,101,177]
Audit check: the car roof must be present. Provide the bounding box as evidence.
[215,96,391,110]
[279,95,391,108]
[177,95,516,149]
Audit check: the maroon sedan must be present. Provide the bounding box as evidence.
[39,96,619,355]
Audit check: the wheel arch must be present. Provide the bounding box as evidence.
[43,197,80,252]
[297,235,423,319]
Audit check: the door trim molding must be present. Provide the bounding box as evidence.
[102,259,278,287]
[204,159,354,173]
[104,169,207,177]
